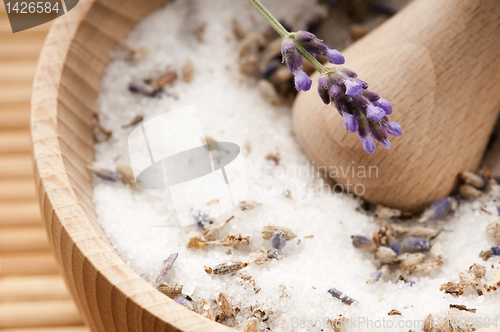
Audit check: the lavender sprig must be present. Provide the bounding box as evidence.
[247,0,402,153]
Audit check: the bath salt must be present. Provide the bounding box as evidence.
[93,1,500,331]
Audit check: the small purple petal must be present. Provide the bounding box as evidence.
[328,84,341,100]
[326,49,345,64]
[281,38,303,73]
[358,133,375,154]
[344,80,363,98]
[293,70,312,91]
[366,105,385,122]
[342,112,358,133]
[386,121,402,137]
[374,98,393,115]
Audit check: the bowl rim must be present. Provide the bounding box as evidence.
[30,1,235,331]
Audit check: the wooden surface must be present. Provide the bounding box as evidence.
[30,0,235,331]
[0,3,89,331]
[293,0,500,212]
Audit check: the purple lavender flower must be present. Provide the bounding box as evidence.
[351,235,376,252]
[419,196,459,223]
[317,67,401,153]
[389,239,402,256]
[87,165,121,182]
[270,231,287,251]
[279,29,401,153]
[401,237,431,253]
[327,288,357,305]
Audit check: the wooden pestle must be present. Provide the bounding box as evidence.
[292,0,500,212]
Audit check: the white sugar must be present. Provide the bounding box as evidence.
[93,1,500,331]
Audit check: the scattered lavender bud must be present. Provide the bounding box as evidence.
[86,165,121,182]
[485,218,500,245]
[401,237,431,253]
[157,282,183,299]
[116,165,135,187]
[413,259,443,273]
[216,292,233,318]
[268,248,283,260]
[374,204,401,221]
[270,231,286,251]
[194,212,210,231]
[459,171,485,189]
[327,288,357,306]
[479,246,500,260]
[154,253,178,288]
[174,296,193,310]
[366,270,382,284]
[389,239,402,256]
[408,227,440,240]
[262,225,296,240]
[351,235,376,252]
[396,253,425,273]
[375,246,397,264]
[459,184,482,198]
[419,196,459,223]
[212,261,248,275]
[242,317,259,332]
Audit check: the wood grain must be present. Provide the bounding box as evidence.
[0,300,83,328]
[31,0,235,331]
[293,0,500,212]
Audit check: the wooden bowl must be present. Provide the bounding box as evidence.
[31,0,233,331]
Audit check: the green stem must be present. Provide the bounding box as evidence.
[247,0,324,73]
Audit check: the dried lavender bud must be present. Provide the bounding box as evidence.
[459,184,482,198]
[116,165,135,187]
[242,317,259,332]
[389,238,402,256]
[154,253,178,288]
[157,282,183,299]
[396,253,425,273]
[262,225,296,240]
[419,196,459,222]
[485,218,500,245]
[238,200,260,211]
[430,242,444,260]
[268,248,283,260]
[86,165,121,182]
[194,212,210,230]
[212,261,248,275]
[374,204,401,221]
[413,259,443,273]
[479,246,500,260]
[460,171,485,189]
[270,231,286,251]
[375,246,397,264]
[327,288,357,306]
[174,296,193,310]
[366,270,382,284]
[249,249,269,265]
[198,297,215,320]
[401,237,431,253]
[351,235,376,252]
[216,293,233,318]
[408,227,440,240]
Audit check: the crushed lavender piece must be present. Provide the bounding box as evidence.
[401,237,431,253]
[87,165,121,182]
[154,253,178,288]
[327,288,357,306]
[419,196,459,223]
